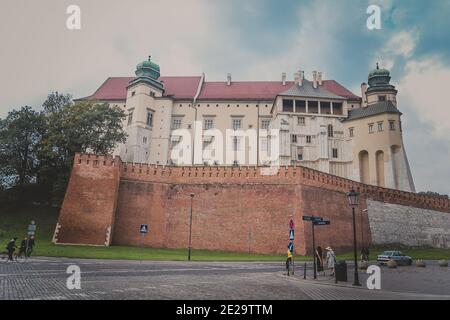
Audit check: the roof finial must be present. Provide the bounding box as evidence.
[376,62,379,70]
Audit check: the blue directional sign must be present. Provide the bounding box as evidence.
[288,242,294,253]
[140,224,148,234]
[302,216,323,222]
[313,220,330,226]
[289,230,295,240]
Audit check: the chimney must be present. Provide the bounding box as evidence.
[226,73,231,86]
[294,71,300,86]
[361,83,368,107]
[312,71,318,89]
[318,72,323,86]
[282,73,287,86]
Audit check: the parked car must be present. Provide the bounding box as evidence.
[377,251,413,266]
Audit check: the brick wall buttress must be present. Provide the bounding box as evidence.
[53,154,122,246]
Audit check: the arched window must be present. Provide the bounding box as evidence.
[327,125,334,137]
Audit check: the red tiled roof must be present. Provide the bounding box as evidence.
[84,76,202,101]
[197,81,296,101]
[81,77,360,101]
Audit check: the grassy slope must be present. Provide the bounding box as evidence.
[1,205,449,261]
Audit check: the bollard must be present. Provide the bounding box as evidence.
[303,262,307,279]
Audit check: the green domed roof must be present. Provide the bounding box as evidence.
[367,63,392,88]
[135,56,160,79]
[369,63,390,78]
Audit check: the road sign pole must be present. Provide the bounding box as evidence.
[312,218,316,280]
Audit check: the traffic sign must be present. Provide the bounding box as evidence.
[140,224,148,234]
[288,242,294,253]
[313,220,330,226]
[289,219,294,230]
[289,230,295,240]
[302,216,323,222]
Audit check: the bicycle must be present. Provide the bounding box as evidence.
[0,250,26,263]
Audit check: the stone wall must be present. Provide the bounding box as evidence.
[367,199,450,248]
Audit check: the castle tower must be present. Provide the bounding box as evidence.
[344,65,415,192]
[121,56,174,164]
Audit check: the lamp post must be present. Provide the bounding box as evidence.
[347,189,361,286]
[188,193,195,261]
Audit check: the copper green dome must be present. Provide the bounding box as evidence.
[368,63,392,88]
[135,56,160,79]
[369,63,390,78]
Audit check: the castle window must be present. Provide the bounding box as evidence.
[146,111,153,127]
[308,101,319,114]
[232,119,242,130]
[204,119,214,130]
[261,119,270,130]
[127,111,133,125]
[349,127,354,137]
[131,91,136,97]
[150,91,155,97]
[332,102,343,115]
[377,121,384,132]
[298,117,305,126]
[327,125,334,137]
[143,137,147,144]
[321,102,331,115]
[306,135,312,144]
[295,100,306,113]
[368,123,374,133]
[332,148,338,158]
[378,95,387,102]
[172,118,182,130]
[291,135,298,143]
[282,99,294,112]
[389,120,395,130]
[297,147,303,161]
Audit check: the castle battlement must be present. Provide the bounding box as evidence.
[73,153,450,213]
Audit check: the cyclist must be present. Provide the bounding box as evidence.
[27,236,35,257]
[6,237,17,262]
[18,236,28,257]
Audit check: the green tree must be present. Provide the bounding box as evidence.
[0,106,44,187]
[38,96,127,201]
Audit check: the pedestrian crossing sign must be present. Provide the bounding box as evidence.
[140,224,148,234]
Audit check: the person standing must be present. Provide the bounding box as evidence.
[286,247,293,276]
[325,246,337,276]
[316,246,324,274]
[6,237,17,262]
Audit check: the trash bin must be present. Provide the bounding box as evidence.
[335,260,347,282]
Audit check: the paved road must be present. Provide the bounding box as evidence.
[0,257,449,300]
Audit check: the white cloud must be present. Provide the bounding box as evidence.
[373,30,418,69]
[398,57,450,138]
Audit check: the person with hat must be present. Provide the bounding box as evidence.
[325,246,337,276]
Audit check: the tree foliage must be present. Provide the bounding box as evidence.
[0,92,127,205]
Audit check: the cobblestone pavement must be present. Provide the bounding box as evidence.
[0,257,449,300]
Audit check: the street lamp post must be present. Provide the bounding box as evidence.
[188,193,195,261]
[347,189,361,286]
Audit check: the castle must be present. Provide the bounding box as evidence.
[80,57,415,192]
[53,59,450,254]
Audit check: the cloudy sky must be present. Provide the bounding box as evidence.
[1,0,449,194]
